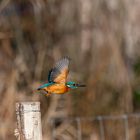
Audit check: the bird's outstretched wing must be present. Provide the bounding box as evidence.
[48,57,70,83]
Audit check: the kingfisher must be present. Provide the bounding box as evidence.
[37,57,86,96]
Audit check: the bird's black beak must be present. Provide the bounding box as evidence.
[76,84,86,87]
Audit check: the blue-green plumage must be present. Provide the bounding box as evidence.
[38,81,86,90]
[37,82,54,90]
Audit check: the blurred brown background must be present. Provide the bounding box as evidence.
[0,0,140,140]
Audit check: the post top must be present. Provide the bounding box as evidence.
[16,102,40,112]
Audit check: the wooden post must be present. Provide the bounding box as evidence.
[15,102,42,140]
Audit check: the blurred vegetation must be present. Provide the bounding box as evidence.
[133,60,140,110]
[0,0,140,139]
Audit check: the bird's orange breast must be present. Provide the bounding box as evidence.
[43,83,69,94]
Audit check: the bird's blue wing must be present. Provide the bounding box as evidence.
[48,57,70,83]
[37,82,54,90]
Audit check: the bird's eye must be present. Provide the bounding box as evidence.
[73,84,76,86]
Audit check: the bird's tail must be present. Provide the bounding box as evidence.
[32,89,39,94]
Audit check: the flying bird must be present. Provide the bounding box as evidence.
[37,57,86,96]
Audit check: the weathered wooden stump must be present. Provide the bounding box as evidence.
[15,102,42,140]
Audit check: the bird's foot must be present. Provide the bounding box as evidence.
[42,90,51,97]
[46,93,51,97]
